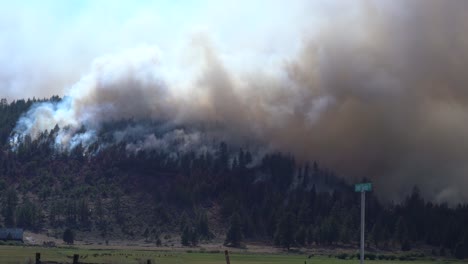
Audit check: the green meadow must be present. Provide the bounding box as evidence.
[0,246,462,264]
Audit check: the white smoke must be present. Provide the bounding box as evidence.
[125,129,213,155]
[8,0,468,203]
[12,46,181,150]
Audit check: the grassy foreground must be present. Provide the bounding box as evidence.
[0,245,461,264]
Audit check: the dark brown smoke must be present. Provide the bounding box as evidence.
[12,0,468,202]
[258,0,468,202]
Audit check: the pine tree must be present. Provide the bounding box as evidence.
[78,199,90,226]
[225,212,242,247]
[295,225,306,246]
[3,188,18,227]
[16,199,38,229]
[274,212,295,250]
[217,142,229,172]
[395,217,409,245]
[306,226,314,245]
[372,222,384,248]
[181,226,191,246]
[95,198,104,224]
[196,211,210,239]
[143,228,149,242]
[190,227,199,246]
[454,233,468,259]
[180,212,189,232]
[63,228,74,244]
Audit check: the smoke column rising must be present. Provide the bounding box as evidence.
[7,0,468,202]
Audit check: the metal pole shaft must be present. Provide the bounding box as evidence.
[360,191,365,264]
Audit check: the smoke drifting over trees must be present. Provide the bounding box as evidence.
[5,0,468,202]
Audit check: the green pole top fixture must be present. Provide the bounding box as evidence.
[355,182,372,192]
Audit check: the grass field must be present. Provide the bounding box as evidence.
[0,245,463,264]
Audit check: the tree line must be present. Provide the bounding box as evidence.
[1,97,468,259]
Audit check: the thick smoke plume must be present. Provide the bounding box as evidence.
[9,0,468,202]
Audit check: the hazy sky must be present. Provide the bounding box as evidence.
[0,0,339,99]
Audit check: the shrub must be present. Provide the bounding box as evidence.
[401,239,411,251]
[378,254,386,260]
[366,253,376,260]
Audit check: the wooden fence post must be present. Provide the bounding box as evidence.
[147,260,152,264]
[224,250,231,264]
[35,253,40,264]
[73,254,79,264]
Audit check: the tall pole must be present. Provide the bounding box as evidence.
[360,190,366,264]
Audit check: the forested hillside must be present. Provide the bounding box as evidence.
[1,97,468,259]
